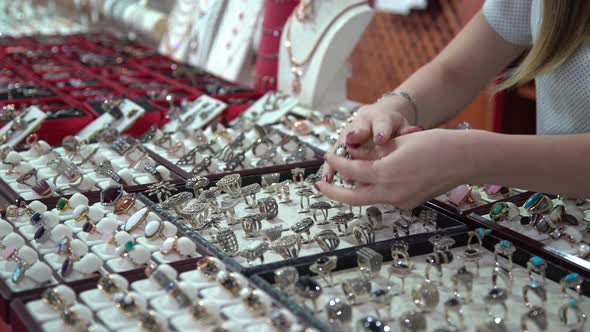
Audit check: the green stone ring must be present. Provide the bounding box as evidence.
[490,202,519,222]
[56,197,70,211]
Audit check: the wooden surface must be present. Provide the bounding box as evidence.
[347,0,496,130]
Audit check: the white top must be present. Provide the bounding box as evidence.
[483,0,590,135]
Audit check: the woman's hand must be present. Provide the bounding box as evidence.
[316,129,469,209]
[322,97,422,182]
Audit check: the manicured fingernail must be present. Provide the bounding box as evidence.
[375,132,385,143]
[347,143,360,149]
[347,130,356,137]
[322,175,328,182]
[314,182,320,191]
[322,154,327,161]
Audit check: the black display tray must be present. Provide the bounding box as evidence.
[252,228,590,332]
[143,166,471,276]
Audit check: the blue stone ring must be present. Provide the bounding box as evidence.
[523,192,554,214]
[560,272,583,299]
[527,256,547,285]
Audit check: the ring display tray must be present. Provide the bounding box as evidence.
[429,190,590,279]
[0,193,200,323]
[145,166,470,277]
[253,230,590,331]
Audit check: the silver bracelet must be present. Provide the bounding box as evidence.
[379,90,419,125]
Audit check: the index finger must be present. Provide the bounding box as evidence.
[324,153,380,184]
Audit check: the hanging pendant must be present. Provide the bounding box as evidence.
[295,0,314,22]
[291,67,303,95]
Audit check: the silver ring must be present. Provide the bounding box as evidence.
[290,217,314,243]
[558,299,587,331]
[313,229,340,252]
[366,206,383,230]
[484,288,508,321]
[357,247,383,278]
[560,272,583,300]
[262,225,283,243]
[526,256,547,285]
[240,214,264,238]
[258,197,278,220]
[270,234,302,259]
[217,173,242,198]
[310,201,332,225]
[294,276,322,311]
[326,298,352,325]
[389,242,413,294]
[451,266,474,303]
[520,306,548,332]
[443,297,465,331]
[358,316,391,332]
[160,192,193,215]
[330,212,354,236]
[216,228,239,256]
[274,266,298,295]
[494,240,516,271]
[523,281,547,308]
[399,311,427,332]
[241,183,262,208]
[492,266,513,295]
[411,280,440,311]
[238,242,269,265]
[342,276,371,305]
[309,256,337,287]
[353,222,376,245]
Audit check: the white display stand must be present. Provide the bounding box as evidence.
[278,1,374,110]
[0,106,47,149]
[232,92,298,126]
[77,99,146,141]
[186,0,227,67]
[162,95,227,132]
[204,0,264,84]
[158,0,200,62]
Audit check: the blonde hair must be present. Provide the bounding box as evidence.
[499,0,590,89]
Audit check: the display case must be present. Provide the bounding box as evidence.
[145,166,471,277]
[253,228,590,331]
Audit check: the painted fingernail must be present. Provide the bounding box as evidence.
[314,182,320,191]
[322,175,328,182]
[347,143,360,149]
[347,130,356,137]
[322,154,327,161]
[375,132,385,143]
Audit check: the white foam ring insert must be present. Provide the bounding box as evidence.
[164,181,434,267]
[278,246,590,332]
[5,142,172,198]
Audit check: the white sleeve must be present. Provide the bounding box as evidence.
[483,0,533,46]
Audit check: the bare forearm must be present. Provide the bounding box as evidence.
[464,130,590,197]
[384,12,526,128]
[394,61,489,128]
